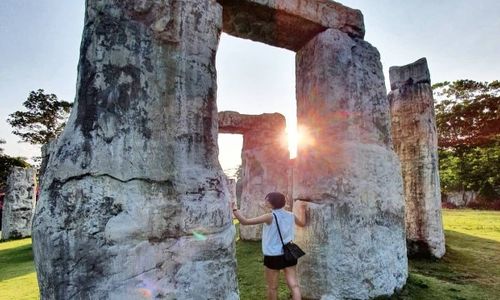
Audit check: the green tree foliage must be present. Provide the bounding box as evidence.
[0,155,30,191]
[439,146,500,194]
[434,80,500,200]
[7,89,72,145]
[434,80,499,149]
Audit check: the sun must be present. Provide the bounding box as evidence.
[287,125,302,159]
[286,125,314,159]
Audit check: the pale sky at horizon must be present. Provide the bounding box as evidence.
[1,0,499,174]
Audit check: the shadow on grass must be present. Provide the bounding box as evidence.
[388,230,500,300]
[0,243,36,281]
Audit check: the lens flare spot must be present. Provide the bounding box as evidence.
[192,230,207,241]
[137,288,152,298]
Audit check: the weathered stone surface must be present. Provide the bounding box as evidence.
[389,58,445,258]
[218,0,364,51]
[39,139,57,187]
[294,29,407,299]
[389,57,430,91]
[33,1,238,299]
[219,111,289,240]
[1,167,37,240]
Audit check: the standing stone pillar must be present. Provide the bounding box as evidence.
[32,1,238,299]
[226,177,237,204]
[1,167,37,240]
[219,111,289,240]
[39,139,57,187]
[388,58,445,258]
[294,29,407,299]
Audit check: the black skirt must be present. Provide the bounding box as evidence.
[263,255,297,270]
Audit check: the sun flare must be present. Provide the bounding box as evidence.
[287,125,305,159]
[287,125,314,159]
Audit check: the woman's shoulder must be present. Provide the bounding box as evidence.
[276,209,294,218]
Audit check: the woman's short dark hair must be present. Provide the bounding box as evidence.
[265,192,286,209]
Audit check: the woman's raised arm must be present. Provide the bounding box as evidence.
[232,202,273,225]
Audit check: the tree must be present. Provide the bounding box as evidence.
[433,80,499,149]
[434,80,500,200]
[0,139,5,154]
[7,89,72,145]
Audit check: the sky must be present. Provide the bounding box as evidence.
[1,0,499,174]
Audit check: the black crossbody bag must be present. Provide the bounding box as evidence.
[272,213,306,261]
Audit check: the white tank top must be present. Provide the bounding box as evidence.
[262,209,295,256]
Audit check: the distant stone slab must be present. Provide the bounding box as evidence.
[389,58,446,258]
[443,191,477,208]
[1,167,37,240]
[218,0,365,50]
[219,110,285,134]
[219,111,289,240]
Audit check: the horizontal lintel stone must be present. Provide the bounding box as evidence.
[218,111,286,134]
[218,0,365,51]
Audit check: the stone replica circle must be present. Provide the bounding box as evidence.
[389,58,446,258]
[219,111,290,241]
[33,0,415,299]
[1,167,37,240]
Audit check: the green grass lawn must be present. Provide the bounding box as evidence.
[402,210,500,300]
[1,209,499,300]
[0,238,38,300]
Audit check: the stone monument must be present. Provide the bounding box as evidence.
[293,28,407,299]
[388,58,445,258]
[219,111,289,240]
[33,1,238,299]
[33,0,408,299]
[1,167,37,240]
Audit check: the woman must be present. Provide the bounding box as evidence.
[232,192,307,300]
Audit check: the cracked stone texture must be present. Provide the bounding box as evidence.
[32,1,238,299]
[389,58,445,259]
[219,111,289,240]
[218,0,364,51]
[1,167,37,240]
[294,29,407,299]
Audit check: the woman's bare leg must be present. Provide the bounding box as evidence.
[284,266,301,300]
[265,267,280,300]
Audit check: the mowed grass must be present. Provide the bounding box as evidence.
[1,209,499,300]
[0,238,39,300]
[401,210,500,300]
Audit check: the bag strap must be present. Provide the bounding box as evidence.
[272,212,286,247]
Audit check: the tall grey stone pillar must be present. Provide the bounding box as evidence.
[219,111,289,241]
[294,29,407,299]
[388,58,445,258]
[1,167,37,240]
[32,1,238,299]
